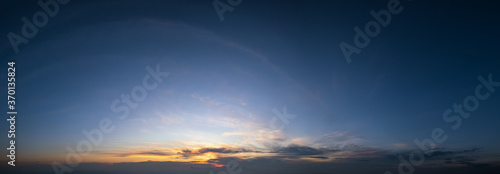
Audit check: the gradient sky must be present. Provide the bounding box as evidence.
[1,0,500,174]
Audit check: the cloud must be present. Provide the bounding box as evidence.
[313,131,365,149]
[382,147,493,169]
[427,148,480,158]
[392,143,408,148]
[177,149,193,158]
[426,148,492,168]
[273,144,337,156]
[198,147,255,154]
[114,150,176,157]
[191,94,221,107]
[98,141,494,173]
[310,156,329,159]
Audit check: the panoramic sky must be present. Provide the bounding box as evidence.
[1,0,500,174]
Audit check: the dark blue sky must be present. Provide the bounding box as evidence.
[1,0,499,174]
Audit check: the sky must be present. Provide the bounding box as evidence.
[1,0,500,174]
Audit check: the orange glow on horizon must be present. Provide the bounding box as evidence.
[210,163,224,167]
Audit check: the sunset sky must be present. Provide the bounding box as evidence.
[1,0,500,174]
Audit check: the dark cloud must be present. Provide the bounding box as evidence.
[436,149,492,169]
[428,148,480,158]
[273,144,335,156]
[198,147,253,154]
[310,156,329,159]
[114,150,174,157]
[267,144,355,160]
[382,147,495,170]
[177,148,193,157]
[423,148,483,167]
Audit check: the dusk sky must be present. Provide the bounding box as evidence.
[1,0,500,174]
